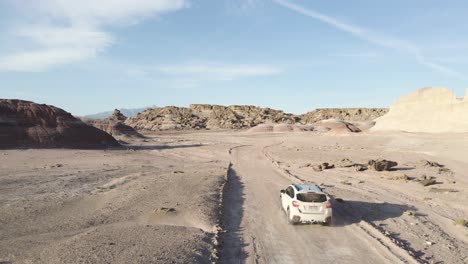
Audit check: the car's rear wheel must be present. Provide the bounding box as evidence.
[287,208,294,225]
[322,217,332,226]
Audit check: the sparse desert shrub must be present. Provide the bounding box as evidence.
[406,210,417,216]
[454,218,468,227]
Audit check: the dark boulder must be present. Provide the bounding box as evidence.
[368,159,398,171]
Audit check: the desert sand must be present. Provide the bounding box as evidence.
[1,129,467,263]
[0,134,229,263]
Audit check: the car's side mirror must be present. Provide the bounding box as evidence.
[280,189,286,194]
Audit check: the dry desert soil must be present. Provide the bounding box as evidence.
[1,130,467,264]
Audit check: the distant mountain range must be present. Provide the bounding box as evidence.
[83,106,155,119]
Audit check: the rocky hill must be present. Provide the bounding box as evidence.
[125,105,387,131]
[372,87,468,133]
[82,109,143,138]
[300,108,388,124]
[0,99,120,149]
[125,105,298,131]
[125,106,206,131]
[190,104,298,129]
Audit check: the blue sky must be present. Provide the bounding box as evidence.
[1,0,468,115]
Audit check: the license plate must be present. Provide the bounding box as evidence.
[308,206,318,211]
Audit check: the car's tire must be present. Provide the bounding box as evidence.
[287,208,294,225]
[322,217,332,226]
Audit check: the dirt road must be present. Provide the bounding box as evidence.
[220,144,409,264]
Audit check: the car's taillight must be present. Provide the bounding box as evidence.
[292,201,300,208]
[326,202,332,208]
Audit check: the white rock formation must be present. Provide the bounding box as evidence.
[372,87,468,133]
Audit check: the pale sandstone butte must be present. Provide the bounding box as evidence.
[0,99,120,148]
[372,87,468,133]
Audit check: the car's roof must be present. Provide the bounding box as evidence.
[292,184,324,194]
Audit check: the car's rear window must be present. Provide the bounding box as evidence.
[296,192,327,203]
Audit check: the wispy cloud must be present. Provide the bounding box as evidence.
[156,62,281,81]
[335,52,377,58]
[0,48,100,72]
[0,25,113,71]
[119,61,282,89]
[225,0,265,14]
[0,0,189,72]
[273,0,465,78]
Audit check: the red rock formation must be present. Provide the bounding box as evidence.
[0,99,120,149]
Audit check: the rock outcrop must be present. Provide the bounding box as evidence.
[190,104,297,129]
[313,119,362,134]
[372,87,468,133]
[301,108,388,124]
[125,106,206,131]
[110,109,127,121]
[83,109,143,138]
[83,119,143,138]
[83,107,152,119]
[247,124,314,133]
[125,105,298,131]
[0,99,120,149]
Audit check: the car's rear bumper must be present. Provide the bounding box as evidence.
[291,210,332,224]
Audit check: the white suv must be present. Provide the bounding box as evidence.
[280,184,332,225]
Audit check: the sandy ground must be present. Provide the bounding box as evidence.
[1,130,467,263]
[0,135,230,263]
